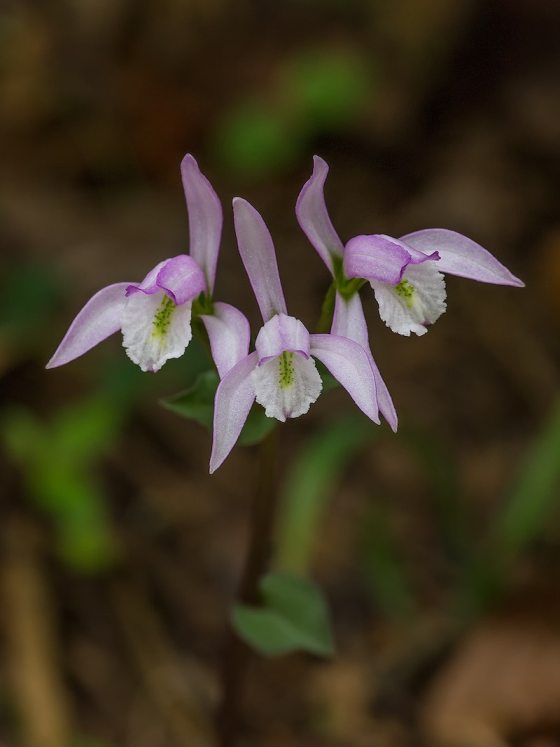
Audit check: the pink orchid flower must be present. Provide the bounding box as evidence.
[296,157,524,428]
[209,198,380,473]
[47,155,249,376]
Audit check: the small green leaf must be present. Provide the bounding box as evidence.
[161,370,218,430]
[232,572,334,657]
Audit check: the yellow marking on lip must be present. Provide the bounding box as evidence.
[278,351,295,389]
[152,295,176,337]
[395,278,415,308]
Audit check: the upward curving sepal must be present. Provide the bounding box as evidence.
[233,198,287,322]
[181,154,223,293]
[296,156,344,274]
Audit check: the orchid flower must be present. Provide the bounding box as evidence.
[298,156,524,339]
[296,156,398,431]
[47,155,249,376]
[209,198,381,473]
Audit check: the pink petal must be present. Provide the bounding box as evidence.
[201,302,250,379]
[309,333,380,424]
[344,234,438,285]
[232,198,287,322]
[255,314,310,363]
[401,229,524,286]
[209,351,258,473]
[295,155,344,274]
[332,293,397,431]
[127,255,205,305]
[46,282,130,368]
[181,154,223,293]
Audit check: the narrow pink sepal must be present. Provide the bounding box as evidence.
[209,351,258,473]
[344,234,438,284]
[46,282,130,368]
[332,293,397,431]
[401,229,524,287]
[126,255,205,305]
[201,302,250,379]
[181,154,223,294]
[296,156,344,274]
[255,313,310,363]
[310,333,380,424]
[232,198,287,322]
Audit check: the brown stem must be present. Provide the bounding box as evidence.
[217,428,279,747]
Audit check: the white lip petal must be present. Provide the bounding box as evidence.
[252,352,322,421]
[121,290,192,372]
[372,261,447,336]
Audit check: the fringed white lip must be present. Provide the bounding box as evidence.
[372,261,447,336]
[252,351,322,421]
[122,290,193,372]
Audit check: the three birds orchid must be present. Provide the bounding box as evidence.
[296,156,524,430]
[297,156,524,339]
[47,153,524,473]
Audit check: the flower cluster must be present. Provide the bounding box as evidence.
[48,154,523,471]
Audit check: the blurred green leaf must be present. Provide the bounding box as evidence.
[276,415,375,574]
[1,398,121,575]
[284,49,371,129]
[215,101,299,178]
[2,407,44,461]
[161,369,217,430]
[52,398,122,465]
[494,401,560,553]
[57,506,118,573]
[233,572,334,657]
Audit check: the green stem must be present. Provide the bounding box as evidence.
[217,429,279,747]
[316,275,367,333]
[317,281,336,332]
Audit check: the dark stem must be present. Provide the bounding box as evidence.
[217,428,279,747]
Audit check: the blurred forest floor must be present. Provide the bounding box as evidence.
[0,1,559,746]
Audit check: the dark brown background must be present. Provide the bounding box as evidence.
[1,1,559,745]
